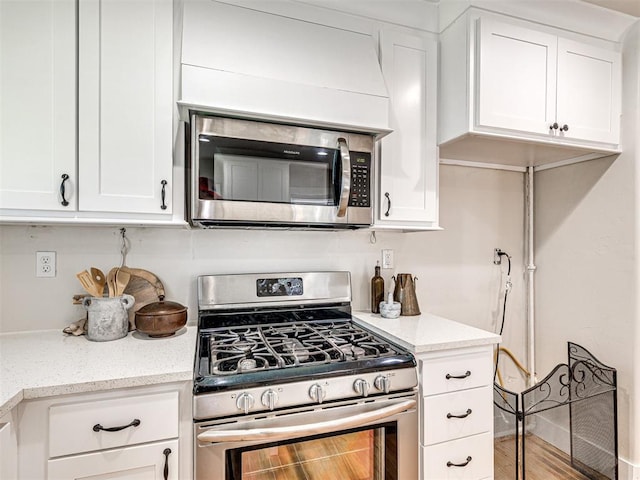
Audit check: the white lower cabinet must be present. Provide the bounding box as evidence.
[418,346,494,480]
[48,439,178,480]
[421,433,494,480]
[17,383,191,480]
[0,416,18,480]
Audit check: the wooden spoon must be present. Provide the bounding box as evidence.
[114,269,131,297]
[90,268,106,297]
[106,268,118,298]
[76,270,102,298]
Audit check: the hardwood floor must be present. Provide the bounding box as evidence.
[495,434,599,480]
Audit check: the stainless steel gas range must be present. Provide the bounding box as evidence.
[193,271,418,480]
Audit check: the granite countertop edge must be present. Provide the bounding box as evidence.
[0,327,196,418]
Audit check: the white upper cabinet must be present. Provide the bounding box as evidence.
[78,0,173,214]
[477,17,621,145]
[555,38,621,144]
[377,31,439,230]
[0,0,76,211]
[439,12,622,167]
[476,19,558,136]
[0,0,175,222]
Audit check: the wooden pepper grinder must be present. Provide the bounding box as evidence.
[371,262,384,313]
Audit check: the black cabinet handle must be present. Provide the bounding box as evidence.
[163,448,172,480]
[549,122,559,130]
[447,408,472,419]
[384,192,391,217]
[445,370,471,380]
[447,456,472,468]
[161,180,168,210]
[93,418,141,432]
[60,174,70,206]
[560,124,569,132]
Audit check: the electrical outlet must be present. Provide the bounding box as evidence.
[494,248,502,265]
[36,251,56,278]
[381,249,394,269]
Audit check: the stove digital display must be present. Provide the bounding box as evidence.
[256,277,303,297]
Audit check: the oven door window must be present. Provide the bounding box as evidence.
[198,136,339,206]
[226,424,397,480]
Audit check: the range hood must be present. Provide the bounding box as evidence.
[179,1,390,135]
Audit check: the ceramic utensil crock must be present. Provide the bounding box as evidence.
[82,294,135,341]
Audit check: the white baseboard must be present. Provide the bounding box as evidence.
[618,458,640,480]
[534,413,633,479]
[532,414,570,452]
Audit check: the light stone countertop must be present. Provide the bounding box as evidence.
[0,326,196,418]
[353,311,500,354]
[1,315,497,418]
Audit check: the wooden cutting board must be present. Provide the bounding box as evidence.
[120,267,165,330]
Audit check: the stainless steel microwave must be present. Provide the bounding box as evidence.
[187,114,374,228]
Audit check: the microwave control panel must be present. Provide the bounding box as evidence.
[349,152,371,208]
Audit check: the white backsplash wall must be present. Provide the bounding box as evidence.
[0,165,526,382]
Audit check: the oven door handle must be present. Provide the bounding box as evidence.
[197,398,416,444]
[336,137,351,218]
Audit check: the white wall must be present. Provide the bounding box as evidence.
[533,21,640,474]
[0,166,526,372]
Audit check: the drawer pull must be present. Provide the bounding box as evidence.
[447,456,472,468]
[92,418,141,432]
[447,408,472,419]
[163,448,172,480]
[445,370,471,380]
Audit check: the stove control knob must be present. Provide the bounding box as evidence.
[236,393,255,414]
[309,384,326,404]
[353,378,370,397]
[261,389,278,411]
[374,375,391,394]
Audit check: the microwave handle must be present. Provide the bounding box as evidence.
[197,398,416,444]
[336,138,351,218]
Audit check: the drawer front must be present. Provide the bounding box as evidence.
[422,386,492,445]
[49,391,178,458]
[420,348,492,396]
[422,432,493,480]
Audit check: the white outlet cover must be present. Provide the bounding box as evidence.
[36,251,56,278]
[382,249,394,269]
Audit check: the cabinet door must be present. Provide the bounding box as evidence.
[476,18,557,136]
[379,31,438,225]
[78,0,173,214]
[0,0,76,211]
[556,38,621,145]
[0,421,18,480]
[47,439,178,480]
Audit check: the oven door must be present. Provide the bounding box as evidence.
[194,393,418,480]
[190,114,373,228]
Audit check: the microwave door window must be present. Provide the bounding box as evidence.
[289,162,332,205]
[199,136,337,206]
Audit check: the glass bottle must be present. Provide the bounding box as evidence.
[371,262,384,313]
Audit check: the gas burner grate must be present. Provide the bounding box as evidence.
[208,320,398,375]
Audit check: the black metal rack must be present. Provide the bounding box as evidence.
[494,342,618,480]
